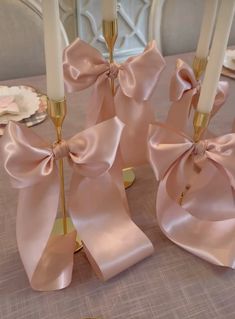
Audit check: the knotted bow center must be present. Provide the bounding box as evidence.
[53,140,70,159]
[194,140,208,156]
[195,81,201,93]
[108,62,120,79]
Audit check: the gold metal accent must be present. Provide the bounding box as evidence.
[192,56,208,80]
[102,19,118,95]
[51,218,83,253]
[179,184,191,206]
[48,98,68,235]
[47,99,66,136]
[102,19,118,64]
[102,19,136,189]
[193,111,210,142]
[179,111,210,205]
[122,167,136,189]
[47,98,83,252]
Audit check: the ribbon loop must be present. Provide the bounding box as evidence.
[63,39,166,166]
[1,117,154,290]
[149,122,235,268]
[167,59,229,134]
[170,59,198,102]
[0,118,124,290]
[1,121,54,188]
[117,41,166,101]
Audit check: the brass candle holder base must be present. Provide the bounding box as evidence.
[192,56,208,80]
[123,168,135,189]
[51,218,83,253]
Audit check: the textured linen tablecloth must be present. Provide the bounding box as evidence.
[1,51,235,319]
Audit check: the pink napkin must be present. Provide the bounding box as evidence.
[0,96,19,116]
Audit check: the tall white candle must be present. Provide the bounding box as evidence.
[196,0,218,59]
[197,0,235,113]
[42,0,64,101]
[102,0,117,21]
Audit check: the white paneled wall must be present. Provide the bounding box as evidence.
[59,0,77,42]
[61,0,235,58]
[76,0,151,60]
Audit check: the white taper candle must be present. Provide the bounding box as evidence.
[101,0,117,21]
[196,0,218,59]
[42,0,64,101]
[197,0,235,113]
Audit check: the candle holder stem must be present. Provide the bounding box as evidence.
[58,158,67,234]
[103,19,117,95]
[102,19,135,189]
[179,110,210,206]
[193,110,210,142]
[192,56,208,80]
[47,99,67,235]
[102,20,118,60]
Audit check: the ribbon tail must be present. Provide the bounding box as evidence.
[17,171,76,291]
[69,169,153,280]
[87,78,115,127]
[116,92,155,167]
[157,161,235,268]
[166,89,195,134]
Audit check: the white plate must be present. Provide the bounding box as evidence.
[0,86,40,124]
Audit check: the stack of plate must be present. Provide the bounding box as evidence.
[0,86,47,136]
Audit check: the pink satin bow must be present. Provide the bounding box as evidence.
[166,59,229,134]
[0,96,19,115]
[149,122,235,268]
[1,118,153,291]
[63,39,165,166]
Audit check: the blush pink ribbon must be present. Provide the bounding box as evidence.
[63,39,165,167]
[166,59,229,134]
[1,118,153,291]
[149,122,235,268]
[0,96,19,115]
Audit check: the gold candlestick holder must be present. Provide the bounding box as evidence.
[102,19,117,94]
[193,110,210,142]
[102,20,118,63]
[178,110,210,205]
[48,98,82,252]
[178,55,208,206]
[102,19,135,189]
[102,19,135,188]
[192,56,208,81]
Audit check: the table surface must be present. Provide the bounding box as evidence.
[1,51,235,319]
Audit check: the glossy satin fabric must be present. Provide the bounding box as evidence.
[149,122,235,268]
[63,38,165,167]
[1,118,153,291]
[166,59,229,134]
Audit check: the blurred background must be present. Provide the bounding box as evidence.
[1,0,235,80]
